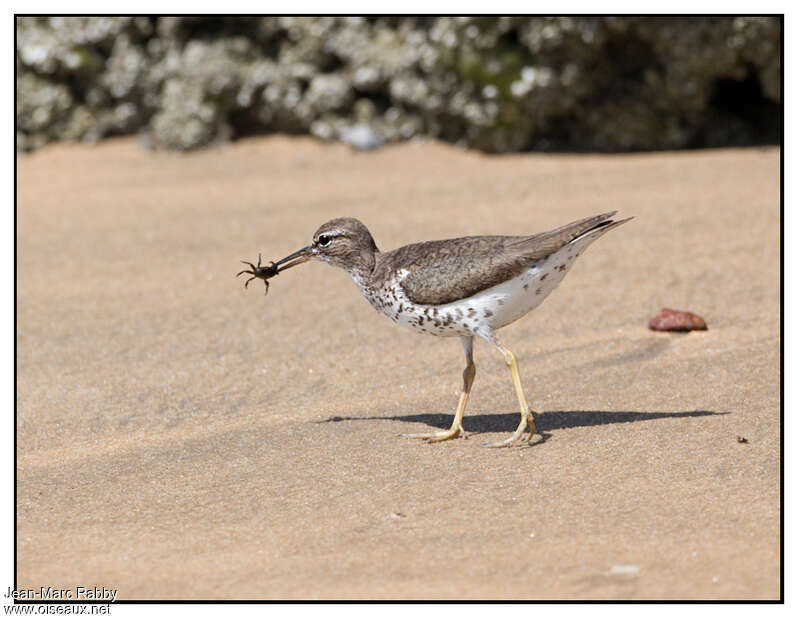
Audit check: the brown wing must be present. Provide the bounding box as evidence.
[378,212,619,305]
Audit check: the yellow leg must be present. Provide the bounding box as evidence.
[484,346,539,448]
[403,337,475,442]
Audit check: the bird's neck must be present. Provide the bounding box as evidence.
[344,248,378,292]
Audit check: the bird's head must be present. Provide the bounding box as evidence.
[271,217,379,277]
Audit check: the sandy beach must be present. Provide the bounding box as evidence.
[16,138,780,600]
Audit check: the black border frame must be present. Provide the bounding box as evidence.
[12,13,785,605]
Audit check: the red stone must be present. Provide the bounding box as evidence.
[648,308,708,332]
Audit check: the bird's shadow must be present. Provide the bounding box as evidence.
[316,409,728,444]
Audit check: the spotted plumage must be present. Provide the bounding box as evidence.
[342,212,629,344]
[257,211,632,447]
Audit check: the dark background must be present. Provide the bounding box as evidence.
[16,16,781,153]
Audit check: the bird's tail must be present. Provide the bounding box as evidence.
[506,211,633,260]
[570,212,634,244]
[563,212,633,258]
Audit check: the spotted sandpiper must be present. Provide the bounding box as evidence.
[241,212,632,447]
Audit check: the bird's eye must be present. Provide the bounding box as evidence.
[318,234,331,247]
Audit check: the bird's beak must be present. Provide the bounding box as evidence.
[273,245,312,272]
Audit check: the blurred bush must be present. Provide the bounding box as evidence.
[16,16,781,153]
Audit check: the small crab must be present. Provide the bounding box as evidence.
[237,245,311,297]
[237,253,279,296]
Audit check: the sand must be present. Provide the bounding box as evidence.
[16,138,780,600]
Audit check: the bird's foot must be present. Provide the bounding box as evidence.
[401,425,467,443]
[483,410,538,448]
[524,409,541,442]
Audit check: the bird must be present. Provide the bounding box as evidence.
[249,211,632,447]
